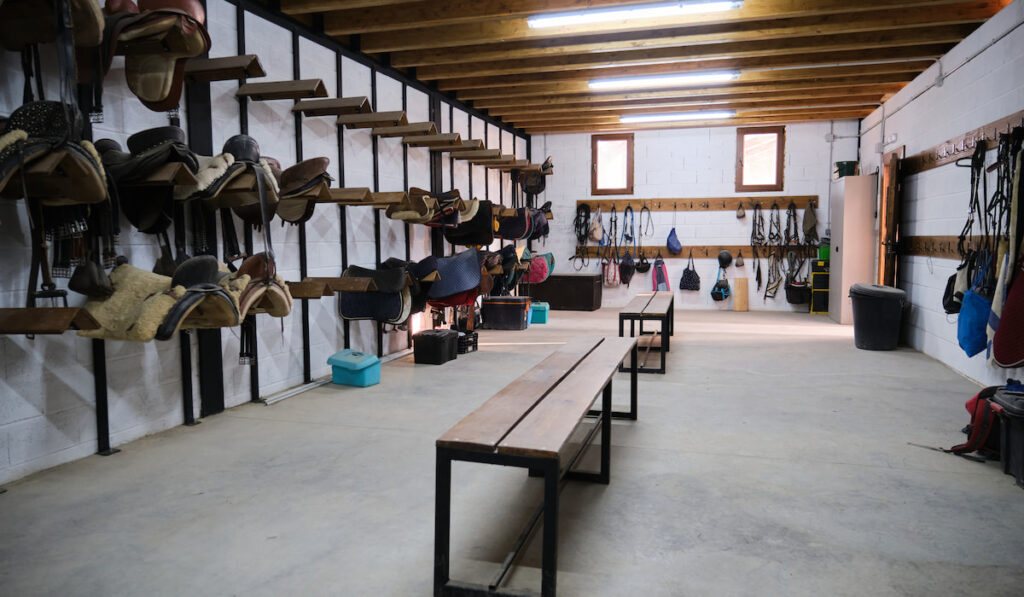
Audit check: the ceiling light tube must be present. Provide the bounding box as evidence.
[620,111,736,124]
[527,1,743,29]
[589,71,739,90]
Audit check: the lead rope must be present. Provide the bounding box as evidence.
[751,203,765,290]
[640,202,654,238]
[784,201,800,245]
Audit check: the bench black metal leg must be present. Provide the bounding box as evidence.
[435,449,452,596]
[600,383,612,483]
[618,314,624,338]
[629,344,638,420]
[541,459,559,597]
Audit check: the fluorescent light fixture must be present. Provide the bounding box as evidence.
[620,110,735,124]
[589,71,739,90]
[527,1,742,29]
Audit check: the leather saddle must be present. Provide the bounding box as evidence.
[338,265,411,324]
[382,255,439,315]
[236,252,293,319]
[0,100,108,206]
[0,0,104,50]
[277,157,333,224]
[95,125,198,234]
[385,189,435,223]
[78,255,248,342]
[96,0,211,112]
[444,199,494,247]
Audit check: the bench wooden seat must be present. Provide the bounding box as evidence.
[618,291,674,375]
[435,335,637,597]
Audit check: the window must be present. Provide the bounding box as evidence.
[591,133,634,195]
[736,126,785,192]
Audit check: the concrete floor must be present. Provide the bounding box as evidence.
[2,309,1023,596]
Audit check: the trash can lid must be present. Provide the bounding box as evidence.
[849,283,906,299]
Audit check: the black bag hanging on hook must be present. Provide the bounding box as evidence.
[667,202,682,254]
[710,267,731,302]
[679,251,700,291]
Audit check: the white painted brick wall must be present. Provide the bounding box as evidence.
[533,121,859,310]
[860,0,1024,386]
[0,0,522,484]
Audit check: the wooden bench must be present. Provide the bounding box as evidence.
[618,291,674,375]
[434,335,638,597]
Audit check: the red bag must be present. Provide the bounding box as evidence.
[951,386,1002,458]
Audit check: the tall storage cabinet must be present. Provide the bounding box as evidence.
[828,174,877,324]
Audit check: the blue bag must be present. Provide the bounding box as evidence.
[958,259,992,357]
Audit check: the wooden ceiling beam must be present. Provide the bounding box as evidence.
[416,24,974,80]
[319,0,677,34]
[457,63,929,101]
[282,0,419,16]
[485,89,896,116]
[391,2,999,68]
[509,107,882,127]
[521,111,874,134]
[438,45,952,90]
[473,82,906,111]
[355,0,989,52]
[499,96,886,122]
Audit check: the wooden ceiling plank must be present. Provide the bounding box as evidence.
[522,112,874,134]
[417,24,976,80]
[355,0,988,52]
[438,45,953,90]
[282,0,419,16]
[391,2,999,67]
[457,63,930,101]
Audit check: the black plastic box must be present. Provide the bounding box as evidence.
[481,297,531,330]
[414,329,459,365]
[458,331,478,354]
[993,389,1024,489]
[519,274,601,311]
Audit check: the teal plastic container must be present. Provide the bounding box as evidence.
[327,349,381,387]
[531,302,550,324]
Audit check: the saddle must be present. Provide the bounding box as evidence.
[95,0,211,112]
[78,256,247,342]
[0,0,104,51]
[443,199,494,247]
[495,207,532,240]
[382,256,439,315]
[338,265,411,324]
[95,125,197,234]
[0,100,108,206]
[428,248,481,307]
[175,134,280,223]
[277,157,333,224]
[236,252,292,318]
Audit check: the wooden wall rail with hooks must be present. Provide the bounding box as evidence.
[578,196,819,213]
[578,245,815,260]
[900,235,1003,259]
[902,108,1024,176]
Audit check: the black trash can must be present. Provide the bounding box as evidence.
[849,283,906,350]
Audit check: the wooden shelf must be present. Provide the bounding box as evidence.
[286,280,333,299]
[496,160,531,171]
[0,308,99,335]
[452,149,501,160]
[468,154,516,165]
[236,79,327,101]
[403,133,462,148]
[201,172,270,208]
[0,150,105,205]
[442,139,485,153]
[280,179,332,201]
[579,196,819,213]
[578,244,814,259]
[496,207,519,217]
[292,96,370,116]
[184,55,265,82]
[308,276,410,293]
[373,122,438,138]
[115,27,194,56]
[367,191,407,206]
[336,111,408,129]
[324,187,372,204]
[121,162,199,189]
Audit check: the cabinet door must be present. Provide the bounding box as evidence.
[828,179,846,323]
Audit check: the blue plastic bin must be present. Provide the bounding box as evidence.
[530,302,549,324]
[327,349,381,387]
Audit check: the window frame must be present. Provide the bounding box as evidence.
[735,126,786,192]
[591,132,635,195]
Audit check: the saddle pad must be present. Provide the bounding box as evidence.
[495,207,530,240]
[444,199,494,247]
[429,249,481,299]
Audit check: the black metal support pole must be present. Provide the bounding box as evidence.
[402,84,411,348]
[631,344,638,419]
[179,332,198,426]
[185,0,225,418]
[92,339,119,456]
[466,113,473,200]
[601,383,612,483]
[371,69,384,357]
[335,54,350,351]
[428,95,445,257]
[293,31,312,383]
